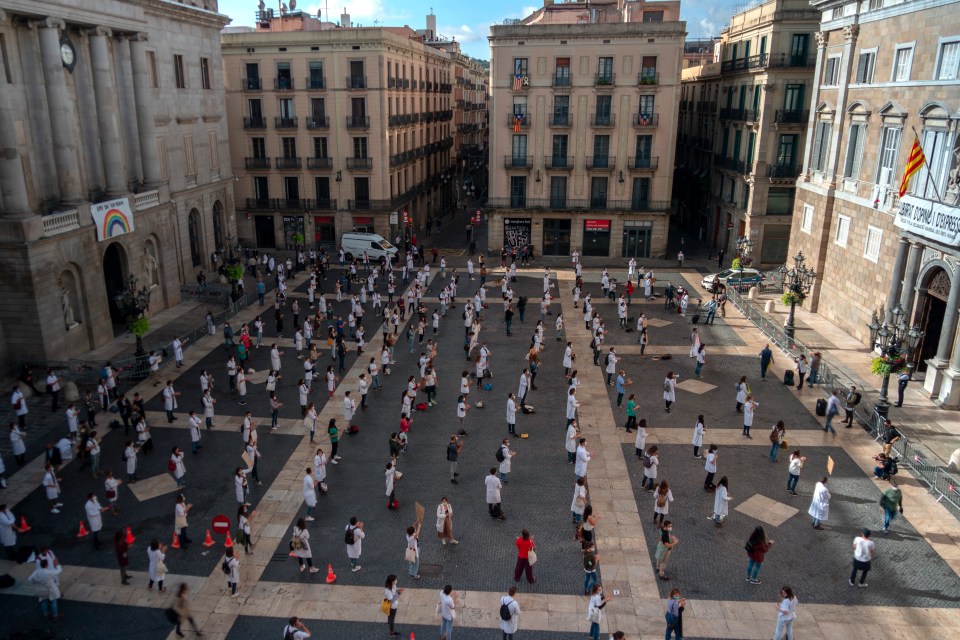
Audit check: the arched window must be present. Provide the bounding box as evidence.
[188,209,202,267]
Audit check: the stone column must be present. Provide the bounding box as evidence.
[925,266,960,397]
[128,33,162,187]
[37,17,85,205]
[0,11,32,217]
[89,27,127,197]
[935,318,960,408]
[800,31,827,177]
[885,237,910,325]
[899,241,923,322]
[824,25,859,181]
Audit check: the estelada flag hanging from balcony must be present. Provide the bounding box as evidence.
[513,113,525,133]
[898,135,926,197]
[513,59,524,91]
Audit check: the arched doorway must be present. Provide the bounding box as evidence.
[188,209,203,267]
[914,267,951,371]
[212,201,224,253]
[102,242,128,335]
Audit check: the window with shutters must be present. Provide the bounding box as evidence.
[864,226,882,262]
[843,123,866,179]
[876,127,901,186]
[855,50,876,84]
[811,121,832,172]
[935,38,960,80]
[892,45,914,82]
[913,128,956,198]
[550,176,567,208]
[835,215,850,247]
[554,58,570,85]
[823,56,840,86]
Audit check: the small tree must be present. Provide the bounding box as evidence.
[128,316,149,357]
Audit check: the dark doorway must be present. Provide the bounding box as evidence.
[542,218,571,256]
[914,269,950,371]
[255,215,277,248]
[622,224,651,258]
[102,243,128,335]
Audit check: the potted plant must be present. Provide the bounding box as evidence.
[128,316,149,358]
[781,291,805,307]
[871,355,907,377]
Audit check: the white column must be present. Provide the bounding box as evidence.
[885,237,910,325]
[89,27,127,197]
[128,33,162,187]
[37,17,85,205]
[0,11,32,217]
[935,319,960,408]
[899,241,923,321]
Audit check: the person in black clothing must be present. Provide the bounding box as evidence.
[117,393,133,434]
[504,306,514,336]
[516,297,527,324]
[717,249,725,269]
[275,309,284,338]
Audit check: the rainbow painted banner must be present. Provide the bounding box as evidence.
[91,197,135,241]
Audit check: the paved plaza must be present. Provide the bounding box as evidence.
[1,253,959,640]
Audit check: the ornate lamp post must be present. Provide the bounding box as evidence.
[113,274,152,357]
[778,251,816,340]
[867,304,924,418]
[734,235,754,291]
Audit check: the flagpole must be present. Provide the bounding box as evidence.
[910,126,945,204]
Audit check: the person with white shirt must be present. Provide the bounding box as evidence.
[850,529,875,587]
[343,392,357,424]
[84,493,104,549]
[566,387,580,426]
[123,440,139,482]
[439,585,457,639]
[499,586,521,639]
[773,586,798,640]
[575,438,591,480]
[505,394,517,436]
[170,447,186,488]
[282,617,312,639]
[42,463,62,513]
[563,342,574,376]
[485,468,505,519]
[692,416,705,458]
[188,411,202,454]
[303,467,317,521]
[65,404,79,437]
[345,517,366,571]
[202,389,216,429]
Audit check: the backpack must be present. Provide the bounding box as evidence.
[221,559,231,575]
[769,429,780,444]
[344,526,355,545]
[495,446,506,463]
[663,380,671,392]
[284,627,296,640]
[643,454,654,469]
[499,600,513,621]
[744,541,755,554]
[656,492,667,508]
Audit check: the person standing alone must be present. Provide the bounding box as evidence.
[849,529,875,587]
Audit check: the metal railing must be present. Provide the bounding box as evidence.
[726,284,960,519]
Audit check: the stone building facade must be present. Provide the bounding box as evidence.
[0,0,235,365]
[789,0,960,407]
[221,9,460,250]
[487,0,684,259]
[675,0,819,267]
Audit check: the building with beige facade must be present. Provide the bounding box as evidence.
[788,0,960,408]
[487,0,684,259]
[0,0,235,365]
[675,0,819,267]
[221,9,463,249]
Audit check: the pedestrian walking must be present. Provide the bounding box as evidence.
[172,583,204,637]
[692,416,705,457]
[653,480,673,524]
[345,516,365,571]
[786,450,806,495]
[895,371,910,407]
[282,618,311,640]
[880,480,904,533]
[808,477,831,529]
[586,584,613,640]
[759,344,775,380]
[438,585,456,640]
[711,476,731,526]
[849,529,875,587]
[824,391,841,434]
[774,586,798,640]
[745,526,774,584]
[663,372,677,412]
[499,586,521,640]
[664,588,685,640]
[291,518,318,573]
[769,420,786,462]
[655,520,678,580]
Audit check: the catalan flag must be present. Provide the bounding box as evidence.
[513,74,524,91]
[513,59,524,90]
[513,113,524,133]
[899,135,926,197]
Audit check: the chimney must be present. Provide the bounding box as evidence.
[426,11,437,39]
[544,0,554,6]
[341,8,350,27]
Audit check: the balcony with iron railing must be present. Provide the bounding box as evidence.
[274,117,298,129]
[244,157,271,170]
[553,74,571,88]
[346,157,373,170]
[507,112,530,128]
[545,155,574,170]
[549,111,572,127]
[348,199,393,210]
[774,109,808,125]
[242,77,262,91]
[714,154,751,174]
[278,198,307,210]
[275,157,302,170]
[244,198,274,210]
[586,156,614,170]
[721,53,768,74]
[306,116,330,129]
[346,116,371,129]
[243,117,267,129]
[594,73,615,87]
[487,197,671,213]
[591,112,616,128]
[346,75,367,89]
[638,71,659,85]
[767,52,816,68]
[307,157,333,170]
[305,198,337,210]
[274,76,294,90]
[767,162,799,179]
[504,155,532,169]
[719,108,759,123]
[388,78,397,88]
[629,156,659,171]
[305,76,326,90]
[633,113,659,128]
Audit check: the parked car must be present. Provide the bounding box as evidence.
[340,232,399,263]
[701,268,765,292]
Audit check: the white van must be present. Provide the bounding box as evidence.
[340,232,399,263]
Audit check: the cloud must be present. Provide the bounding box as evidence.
[304,0,408,25]
[698,18,718,37]
[439,24,483,43]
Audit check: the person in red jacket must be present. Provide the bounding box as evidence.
[625,280,635,305]
[745,526,774,584]
[513,529,536,584]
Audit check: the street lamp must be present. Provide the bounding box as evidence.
[734,235,754,292]
[113,274,152,357]
[867,304,924,418]
[778,251,816,340]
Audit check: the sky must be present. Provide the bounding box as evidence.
[217,0,750,59]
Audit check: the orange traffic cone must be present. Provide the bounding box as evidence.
[18,516,31,533]
[224,532,234,548]
[172,532,181,549]
[202,529,216,547]
[125,526,136,545]
[76,520,90,538]
[325,563,336,584]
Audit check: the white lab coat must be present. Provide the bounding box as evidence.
[85,498,103,532]
[692,422,704,447]
[575,445,591,477]
[663,378,676,403]
[808,481,831,521]
[485,474,502,504]
[303,474,317,507]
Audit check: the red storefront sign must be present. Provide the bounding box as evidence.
[585,219,610,232]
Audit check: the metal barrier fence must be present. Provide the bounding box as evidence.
[180,284,231,305]
[727,285,960,520]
